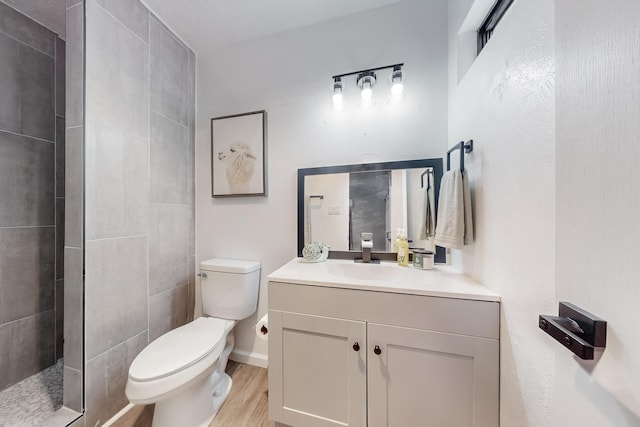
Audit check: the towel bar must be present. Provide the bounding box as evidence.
[420,168,433,188]
[446,140,473,172]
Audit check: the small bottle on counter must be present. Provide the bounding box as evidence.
[393,228,403,253]
[412,249,434,270]
[396,229,409,267]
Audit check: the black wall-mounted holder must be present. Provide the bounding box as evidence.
[446,140,473,172]
[539,302,607,360]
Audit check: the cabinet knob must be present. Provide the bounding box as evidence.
[352,342,360,352]
[374,345,382,355]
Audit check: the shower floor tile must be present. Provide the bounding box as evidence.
[0,359,63,426]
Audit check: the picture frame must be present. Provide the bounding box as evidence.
[211,110,267,197]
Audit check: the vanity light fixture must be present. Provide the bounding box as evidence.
[331,63,404,109]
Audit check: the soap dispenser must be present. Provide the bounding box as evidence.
[393,228,403,253]
[396,229,409,267]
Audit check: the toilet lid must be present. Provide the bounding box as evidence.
[200,258,260,274]
[129,317,227,381]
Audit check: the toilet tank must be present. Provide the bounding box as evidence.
[199,258,260,320]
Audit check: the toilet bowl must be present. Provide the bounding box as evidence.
[125,258,260,427]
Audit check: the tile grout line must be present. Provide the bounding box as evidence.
[0,27,56,58]
[0,128,55,144]
[150,109,190,130]
[85,234,147,242]
[0,308,56,328]
[0,225,55,230]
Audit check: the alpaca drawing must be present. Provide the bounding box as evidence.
[217,142,256,194]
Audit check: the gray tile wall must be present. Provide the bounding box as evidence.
[0,1,65,392]
[63,0,84,412]
[147,12,195,343]
[55,33,66,363]
[188,49,196,322]
[85,237,149,359]
[83,0,195,423]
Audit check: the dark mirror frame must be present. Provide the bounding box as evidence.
[297,158,446,263]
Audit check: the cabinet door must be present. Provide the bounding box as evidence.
[368,323,499,427]
[269,310,367,427]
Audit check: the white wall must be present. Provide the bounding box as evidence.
[553,0,640,425]
[196,0,449,364]
[449,0,640,425]
[448,1,556,424]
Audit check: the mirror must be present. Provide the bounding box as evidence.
[298,158,446,263]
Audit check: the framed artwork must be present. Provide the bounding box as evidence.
[211,110,267,197]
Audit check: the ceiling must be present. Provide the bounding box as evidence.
[141,0,406,54]
[1,0,406,53]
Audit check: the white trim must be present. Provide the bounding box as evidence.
[456,0,499,83]
[230,349,268,368]
[460,0,496,32]
[102,403,136,427]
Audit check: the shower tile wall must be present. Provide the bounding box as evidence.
[84,0,196,424]
[0,1,65,392]
[62,0,84,412]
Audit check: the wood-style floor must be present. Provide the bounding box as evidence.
[113,361,273,427]
[210,361,273,427]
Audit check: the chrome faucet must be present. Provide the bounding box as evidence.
[361,232,373,263]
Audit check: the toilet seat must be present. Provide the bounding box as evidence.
[126,317,233,404]
[130,317,227,381]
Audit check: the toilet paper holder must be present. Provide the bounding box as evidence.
[255,313,269,341]
[539,302,606,360]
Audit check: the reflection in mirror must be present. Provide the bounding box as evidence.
[298,159,445,263]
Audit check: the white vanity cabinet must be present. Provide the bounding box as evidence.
[268,280,500,427]
[269,310,367,427]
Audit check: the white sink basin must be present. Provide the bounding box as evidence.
[267,258,501,302]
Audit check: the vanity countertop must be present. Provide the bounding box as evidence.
[267,258,500,302]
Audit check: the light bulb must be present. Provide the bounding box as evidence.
[391,81,404,96]
[361,85,373,100]
[357,72,376,107]
[331,77,345,110]
[389,65,405,104]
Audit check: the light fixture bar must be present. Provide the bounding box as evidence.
[331,63,404,80]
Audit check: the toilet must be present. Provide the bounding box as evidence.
[125,258,260,427]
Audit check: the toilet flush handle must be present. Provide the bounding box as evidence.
[197,272,207,278]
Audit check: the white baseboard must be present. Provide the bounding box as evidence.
[230,349,268,368]
[103,403,136,426]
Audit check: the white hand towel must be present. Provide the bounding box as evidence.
[420,184,436,240]
[462,170,474,245]
[434,170,464,249]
